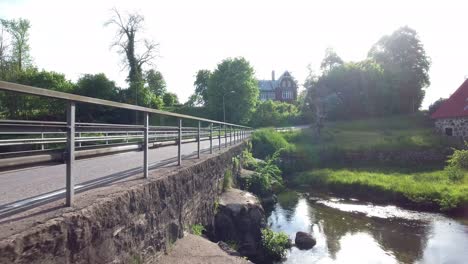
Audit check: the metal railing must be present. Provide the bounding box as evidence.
[0,81,252,206]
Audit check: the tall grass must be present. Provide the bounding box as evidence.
[251,128,293,159]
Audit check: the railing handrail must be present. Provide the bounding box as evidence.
[0,81,251,128]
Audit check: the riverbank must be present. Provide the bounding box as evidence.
[292,168,468,214]
[250,114,468,215]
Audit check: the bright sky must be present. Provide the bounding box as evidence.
[1,0,467,108]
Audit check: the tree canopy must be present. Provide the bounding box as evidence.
[304,26,431,124]
[206,57,259,124]
[369,26,431,113]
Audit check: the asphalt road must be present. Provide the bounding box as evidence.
[0,136,237,218]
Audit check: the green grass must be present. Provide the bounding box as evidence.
[293,114,455,152]
[293,168,468,211]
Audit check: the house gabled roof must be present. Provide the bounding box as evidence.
[258,71,293,91]
[431,79,468,119]
[258,80,277,91]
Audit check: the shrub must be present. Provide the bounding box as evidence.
[242,149,259,170]
[191,224,205,236]
[447,147,468,170]
[245,151,284,197]
[261,228,291,260]
[445,146,468,182]
[251,128,290,159]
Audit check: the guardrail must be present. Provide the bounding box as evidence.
[0,81,252,206]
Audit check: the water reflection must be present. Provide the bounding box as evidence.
[267,191,468,264]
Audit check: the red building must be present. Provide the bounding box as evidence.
[431,79,468,137]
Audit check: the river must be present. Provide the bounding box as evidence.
[266,190,468,264]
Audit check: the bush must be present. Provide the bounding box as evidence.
[251,128,290,159]
[245,151,284,197]
[261,228,291,260]
[242,149,260,170]
[249,100,301,127]
[445,146,468,182]
[191,224,205,236]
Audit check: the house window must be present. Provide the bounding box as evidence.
[445,127,453,136]
[282,90,293,99]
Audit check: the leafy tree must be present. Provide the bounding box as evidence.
[206,57,259,124]
[1,18,31,71]
[0,21,10,78]
[162,92,179,107]
[320,47,343,72]
[193,69,211,105]
[1,68,74,120]
[369,26,431,113]
[74,73,121,122]
[145,69,166,97]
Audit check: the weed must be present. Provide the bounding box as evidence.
[191,224,205,236]
[223,169,233,191]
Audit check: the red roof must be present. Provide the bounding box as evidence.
[431,79,468,119]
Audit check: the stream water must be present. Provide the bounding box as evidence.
[266,190,468,264]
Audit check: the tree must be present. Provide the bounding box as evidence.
[320,47,343,72]
[2,18,31,71]
[206,57,259,124]
[1,68,74,120]
[369,26,431,113]
[145,69,166,97]
[0,20,11,80]
[75,73,121,122]
[193,69,211,106]
[106,9,158,108]
[163,92,179,107]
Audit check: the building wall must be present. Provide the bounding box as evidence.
[275,77,297,102]
[434,117,468,137]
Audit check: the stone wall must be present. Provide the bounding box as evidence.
[0,144,246,264]
[435,117,468,137]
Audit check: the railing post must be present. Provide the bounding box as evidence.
[197,121,201,159]
[178,119,182,165]
[41,132,45,150]
[144,112,149,179]
[78,132,82,147]
[66,102,76,207]
[230,126,232,146]
[224,125,227,148]
[218,125,221,150]
[210,123,213,154]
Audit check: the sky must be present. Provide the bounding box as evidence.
[0,0,467,108]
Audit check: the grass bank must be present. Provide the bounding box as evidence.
[250,114,467,214]
[293,168,468,213]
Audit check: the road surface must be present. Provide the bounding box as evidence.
[0,137,237,218]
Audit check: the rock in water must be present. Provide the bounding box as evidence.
[295,231,316,250]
